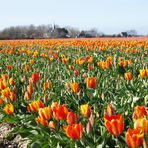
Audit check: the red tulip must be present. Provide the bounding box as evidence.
[32,73,40,83]
[74,69,79,77]
[0,98,4,105]
[104,114,124,136]
[63,123,83,140]
[125,128,144,148]
[86,77,96,88]
[52,102,68,120]
[67,111,78,125]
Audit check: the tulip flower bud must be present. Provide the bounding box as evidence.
[86,121,91,134]
[89,113,94,127]
[43,96,48,103]
[10,92,16,102]
[74,69,79,77]
[27,84,33,95]
[49,121,56,129]
[24,91,31,100]
[104,104,115,116]
[21,76,26,83]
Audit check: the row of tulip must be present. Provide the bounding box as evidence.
[0,38,148,147]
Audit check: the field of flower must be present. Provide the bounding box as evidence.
[0,38,148,148]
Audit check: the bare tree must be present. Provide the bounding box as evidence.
[66,26,80,38]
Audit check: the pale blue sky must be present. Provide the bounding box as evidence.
[0,0,148,34]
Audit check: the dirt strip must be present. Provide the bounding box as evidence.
[0,123,28,148]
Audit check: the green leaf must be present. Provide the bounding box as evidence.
[30,141,42,148]
[3,116,17,124]
[145,134,148,143]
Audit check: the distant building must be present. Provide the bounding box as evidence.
[121,32,128,37]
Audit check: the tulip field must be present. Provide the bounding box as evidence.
[0,38,148,148]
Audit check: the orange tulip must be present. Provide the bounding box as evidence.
[124,71,132,81]
[70,82,79,93]
[68,65,73,70]
[30,59,34,65]
[36,116,48,126]
[133,105,147,120]
[6,65,12,71]
[88,64,94,71]
[43,81,52,91]
[1,87,11,98]
[1,74,8,80]
[67,111,78,125]
[32,73,40,83]
[104,114,124,136]
[0,79,6,90]
[105,60,112,68]
[125,128,144,148]
[86,77,96,88]
[139,69,148,78]
[0,98,4,105]
[49,121,56,129]
[29,77,33,85]
[24,91,31,100]
[27,84,33,94]
[62,57,69,63]
[25,64,30,71]
[134,118,148,134]
[10,92,16,102]
[52,102,68,120]
[27,100,44,112]
[9,78,15,86]
[80,104,91,118]
[63,123,83,140]
[3,103,14,115]
[38,106,52,121]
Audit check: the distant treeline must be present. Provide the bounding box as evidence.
[0,24,140,40]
